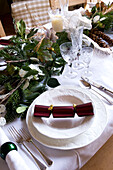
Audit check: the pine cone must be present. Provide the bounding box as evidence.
[92,30,113,46]
[89,33,109,48]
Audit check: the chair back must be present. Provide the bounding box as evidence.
[0,20,6,37]
[11,0,51,28]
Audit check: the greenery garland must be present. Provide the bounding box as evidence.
[0,20,69,122]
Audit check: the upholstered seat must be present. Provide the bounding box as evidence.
[11,0,51,28]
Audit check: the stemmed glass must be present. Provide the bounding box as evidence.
[60,42,78,79]
[70,26,85,70]
[59,0,69,15]
[81,46,94,77]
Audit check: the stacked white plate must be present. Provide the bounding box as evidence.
[26,86,107,150]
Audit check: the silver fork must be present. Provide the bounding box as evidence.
[8,126,47,170]
[19,128,53,166]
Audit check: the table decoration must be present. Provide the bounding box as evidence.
[0,20,70,123]
[84,1,113,48]
[0,39,10,46]
[34,102,94,117]
[0,127,30,170]
[48,9,64,32]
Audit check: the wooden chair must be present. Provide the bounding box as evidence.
[0,20,6,37]
[49,0,88,10]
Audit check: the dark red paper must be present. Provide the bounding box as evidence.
[76,102,94,117]
[33,102,94,118]
[53,106,75,118]
[0,39,10,45]
[34,105,51,117]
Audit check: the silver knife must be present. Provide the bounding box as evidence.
[81,77,113,95]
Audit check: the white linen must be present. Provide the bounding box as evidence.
[0,127,30,170]
[0,34,113,170]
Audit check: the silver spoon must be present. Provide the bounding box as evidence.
[80,80,113,105]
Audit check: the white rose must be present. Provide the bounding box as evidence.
[64,9,92,30]
[0,117,6,127]
[19,69,28,77]
[100,17,107,22]
[0,117,6,126]
[29,64,44,75]
[23,80,29,90]
[0,104,6,114]
[79,16,92,30]
[93,15,100,23]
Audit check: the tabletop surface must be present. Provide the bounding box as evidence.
[0,32,113,170]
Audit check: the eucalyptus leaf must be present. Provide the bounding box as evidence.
[25,92,40,100]
[16,19,26,39]
[27,28,38,38]
[24,69,38,77]
[30,82,46,92]
[47,78,60,88]
[16,105,28,114]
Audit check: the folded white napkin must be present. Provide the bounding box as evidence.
[0,127,30,170]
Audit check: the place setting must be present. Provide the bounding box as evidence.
[0,0,113,170]
[26,85,107,150]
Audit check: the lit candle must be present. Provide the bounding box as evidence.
[51,15,63,32]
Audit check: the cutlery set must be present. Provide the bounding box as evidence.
[81,77,113,105]
[8,126,53,170]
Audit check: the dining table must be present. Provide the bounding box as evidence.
[0,22,113,170]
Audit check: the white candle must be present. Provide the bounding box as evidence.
[51,15,63,32]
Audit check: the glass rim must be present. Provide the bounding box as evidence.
[60,42,72,51]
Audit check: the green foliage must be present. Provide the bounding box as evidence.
[16,19,26,39]
[88,3,113,31]
[102,12,113,30]
[0,20,67,122]
[56,31,70,45]
[5,89,22,122]
[47,78,60,88]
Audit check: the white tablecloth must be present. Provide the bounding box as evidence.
[0,34,113,170]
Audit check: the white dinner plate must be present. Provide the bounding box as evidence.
[26,86,107,150]
[30,87,94,139]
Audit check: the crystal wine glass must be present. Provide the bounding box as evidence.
[81,46,94,77]
[69,26,84,70]
[60,42,78,79]
[59,0,69,15]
